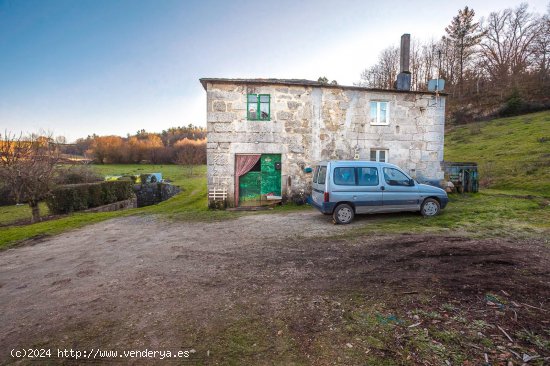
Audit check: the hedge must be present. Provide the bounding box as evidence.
[46,180,134,214]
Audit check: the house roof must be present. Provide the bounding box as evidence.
[199,78,446,96]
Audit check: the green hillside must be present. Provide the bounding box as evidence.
[445,111,550,196]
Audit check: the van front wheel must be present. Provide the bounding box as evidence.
[421,198,440,217]
[333,204,354,224]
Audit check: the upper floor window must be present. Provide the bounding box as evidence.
[247,94,270,121]
[370,149,388,163]
[370,101,389,125]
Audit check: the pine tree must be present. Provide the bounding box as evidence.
[443,6,484,97]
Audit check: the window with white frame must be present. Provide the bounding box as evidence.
[370,101,390,125]
[370,149,388,163]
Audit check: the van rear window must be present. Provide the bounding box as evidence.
[334,167,356,185]
[318,166,327,184]
[312,166,320,183]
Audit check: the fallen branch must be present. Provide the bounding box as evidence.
[521,302,547,312]
[466,342,482,350]
[508,349,521,360]
[497,325,514,343]
[408,321,422,328]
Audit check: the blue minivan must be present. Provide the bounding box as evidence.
[310,160,449,224]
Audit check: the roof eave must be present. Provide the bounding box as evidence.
[198,78,448,96]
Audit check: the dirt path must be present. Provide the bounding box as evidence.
[1,211,549,365]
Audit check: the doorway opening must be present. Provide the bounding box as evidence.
[238,154,282,207]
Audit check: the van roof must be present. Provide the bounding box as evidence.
[314,160,399,168]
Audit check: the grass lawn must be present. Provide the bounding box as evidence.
[445,110,550,196]
[348,191,549,239]
[0,202,50,226]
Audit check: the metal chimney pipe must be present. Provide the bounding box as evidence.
[395,33,412,91]
[400,33,410,73]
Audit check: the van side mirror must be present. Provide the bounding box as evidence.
[409,179,415,186]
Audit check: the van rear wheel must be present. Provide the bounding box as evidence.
[333,204,354,224]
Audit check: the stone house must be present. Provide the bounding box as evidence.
[201,77,446,207]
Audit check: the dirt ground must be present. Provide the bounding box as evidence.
[1,211,549,365]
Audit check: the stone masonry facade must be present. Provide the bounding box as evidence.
[202,79,446,207]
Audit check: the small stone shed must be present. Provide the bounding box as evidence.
[201,78,446,207]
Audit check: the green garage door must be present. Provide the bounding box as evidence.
[239,154,281,206]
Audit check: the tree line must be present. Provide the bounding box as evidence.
[0,126,207,221]
[357,2,550,123]
[63,125,207,164]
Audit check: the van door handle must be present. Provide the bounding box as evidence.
[380,186,385,191]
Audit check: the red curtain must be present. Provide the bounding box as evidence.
[235,154,261,205]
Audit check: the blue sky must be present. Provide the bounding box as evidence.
[0,0,548,141]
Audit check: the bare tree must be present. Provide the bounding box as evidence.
[356,2,549,123]
[532,5,550,86]
[410,39,423,90]
[419,39,440,89]
[0,132,60,222]
[479,3,539,88]
[173,138,207,176]
[358,46,399,89]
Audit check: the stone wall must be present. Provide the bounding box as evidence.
[134,183,181,208]
[205,82,445,207]
[84,198,137,213]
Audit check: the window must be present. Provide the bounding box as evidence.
[334,167,356,185]
[370,149,388,163]
[247,94,270,121]
[370,101,389,125]
[313,166,320,184]
[357,167,379,186]
[383,167,411,186]
[318,166,327,184]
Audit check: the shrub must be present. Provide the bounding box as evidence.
[46,180,134,214]
[451,108,474,125]
[468,122,482,135]
[0,184,15,206]
[87,183,103,207]
[500,89,524,117]
[107,180,134,201]
[55,165,103,185]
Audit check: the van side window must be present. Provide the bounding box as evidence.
[312,166,320,184]
[383,167,411,186]
[318,166,327,184]
[334,167,356,185]
[357,167,379,186]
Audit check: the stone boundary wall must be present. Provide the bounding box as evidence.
[84,198,137,213]
[134,183,181,208]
